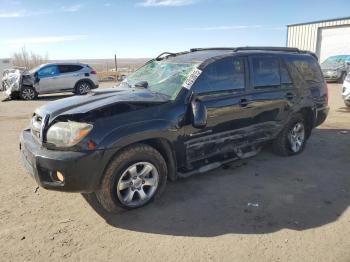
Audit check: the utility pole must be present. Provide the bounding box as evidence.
[114,54,118,82]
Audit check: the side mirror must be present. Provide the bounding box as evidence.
[191,98,207,129]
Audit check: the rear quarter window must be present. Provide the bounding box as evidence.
[287,55,323,84]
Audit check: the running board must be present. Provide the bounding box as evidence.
[177,146,261,178]
[177,157,238,178]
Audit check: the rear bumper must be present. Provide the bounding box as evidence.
[19,129,107,193]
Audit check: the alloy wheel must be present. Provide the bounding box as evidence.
[116,162,159,207]
[79,82,90,94]
[288,122,305,153]
[22,88,35,100]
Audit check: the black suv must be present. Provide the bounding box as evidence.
[20,47,329,212]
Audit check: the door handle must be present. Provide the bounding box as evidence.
[239,98,251,107]
[285,93,295,100]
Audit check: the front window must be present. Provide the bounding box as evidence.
[123,60,199,100]
[37,65,59,78]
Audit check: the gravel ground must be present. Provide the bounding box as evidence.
[0,83,349,262]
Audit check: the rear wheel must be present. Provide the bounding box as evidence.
[76,81,91,95]
[20,86,37,100]
[272,114,307,156]
[95,144,167,213]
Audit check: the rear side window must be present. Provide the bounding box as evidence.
[193,57,245,95]
[287,55,323,84]
[251,56,280,88]
[58,65,83,74]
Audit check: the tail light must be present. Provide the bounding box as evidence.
[90,70,97,74]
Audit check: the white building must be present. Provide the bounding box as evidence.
[287,17,350,62]
[0,58,13,76]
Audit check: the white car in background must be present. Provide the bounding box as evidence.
[342,73,350,107]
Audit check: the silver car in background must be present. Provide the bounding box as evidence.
[342,73,350,107]
[2,63,99,100]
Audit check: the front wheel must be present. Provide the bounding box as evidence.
[20,86,37,100]
[345,101,350,107]
[95,144,167,213]
[272,114,307,156]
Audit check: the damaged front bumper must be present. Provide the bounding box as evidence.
[19,128,109,192]
[1,70,22,98]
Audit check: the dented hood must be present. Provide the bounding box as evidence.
[35,87,170,122]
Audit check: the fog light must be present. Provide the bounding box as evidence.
[51,171,65,183]
[56,171,64,182]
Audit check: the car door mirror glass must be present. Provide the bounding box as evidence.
[191,98,207,129]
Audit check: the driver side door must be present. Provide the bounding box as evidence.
[36,65,60,93]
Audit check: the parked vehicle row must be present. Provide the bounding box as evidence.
[321,55,350,83]
[342,73,350,107]
[19,47,329,213]
[2,63,99,100]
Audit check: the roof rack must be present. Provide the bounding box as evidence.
[190,46,318,60]
[190,47,236,52]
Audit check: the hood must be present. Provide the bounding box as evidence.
[321,62,345,70]
[35,87,170,122]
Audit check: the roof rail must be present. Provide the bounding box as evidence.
[155,52,177,61]
[190,46,318,60]
[234,46,300,52]
[190,47,236,52]
[155,51,190,61]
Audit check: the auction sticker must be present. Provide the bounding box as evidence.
[182,68,202,90]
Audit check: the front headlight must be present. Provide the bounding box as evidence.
[46,121,93,147]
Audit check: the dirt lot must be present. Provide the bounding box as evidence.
[0,83,349,262]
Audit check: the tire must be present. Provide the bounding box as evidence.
[272,113,307,156]
[20,86,37,100]
[95,144,167,213]
[9,91,20,100]
[345,101,350,107]
[75,81,92,95]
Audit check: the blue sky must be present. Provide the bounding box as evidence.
[0,0,349,59]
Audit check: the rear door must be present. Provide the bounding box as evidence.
[183,56,255,164]
[57,65,84,91]
[247,54,296,139]
[36,65,60,93]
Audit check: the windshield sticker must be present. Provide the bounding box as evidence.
[182,68,202,90]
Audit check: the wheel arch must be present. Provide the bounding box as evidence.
[299,107,315,138]
[99,137,178,189]
[74,78,95,92]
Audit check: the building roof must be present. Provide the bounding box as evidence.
[287,16,350,27]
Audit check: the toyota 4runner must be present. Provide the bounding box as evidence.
[20,47,329,212]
